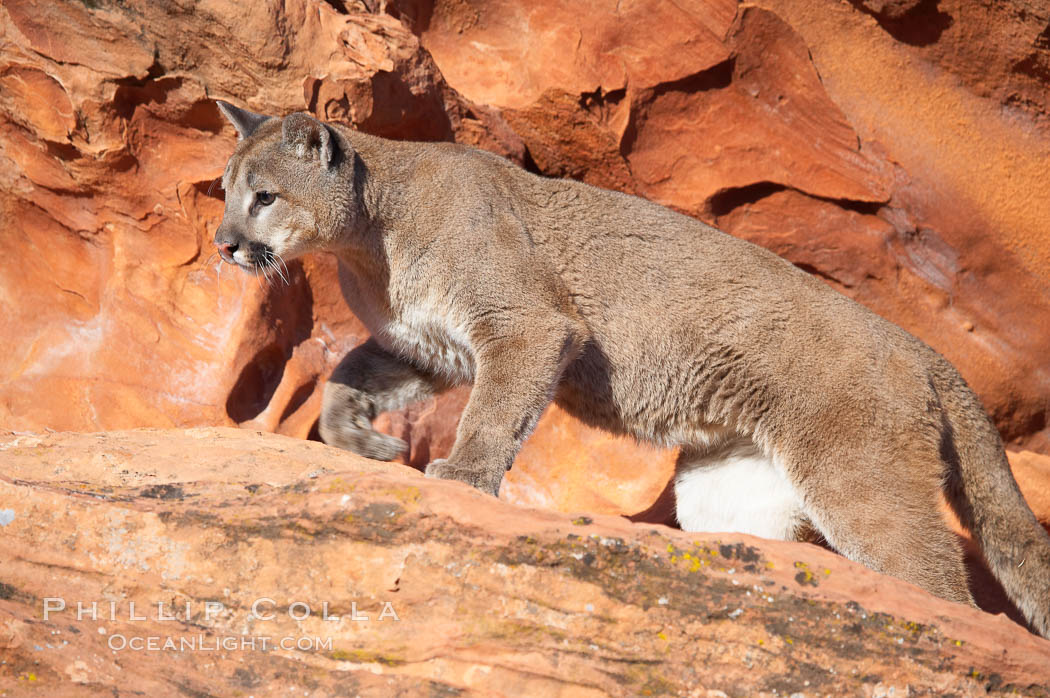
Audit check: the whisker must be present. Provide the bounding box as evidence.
[268,254,289,285]
[198,251,219,272]
[275,253,291,285]
[265,259,277,289]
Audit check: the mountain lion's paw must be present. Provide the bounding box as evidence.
[425,459,501,496]
[361,431,409,461]
[326,426,407,462]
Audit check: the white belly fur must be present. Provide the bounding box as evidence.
[380,305,475,384]
[337,260,476,383]
[674,439,805,541]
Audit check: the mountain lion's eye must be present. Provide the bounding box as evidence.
[256,191,276,206]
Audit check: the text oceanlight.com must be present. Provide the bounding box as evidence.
[107,634,336,652]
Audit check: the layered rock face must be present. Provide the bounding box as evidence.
[1,2,1049,533]
[1,429,1049,695]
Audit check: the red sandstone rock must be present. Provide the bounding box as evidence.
[853,0,924,20]
[2,428,1049,696]
[1011,450,1050,531]
[502,405,676,516]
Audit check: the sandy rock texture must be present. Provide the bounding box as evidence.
[2,0,1049,515]
[1,428,1050,696]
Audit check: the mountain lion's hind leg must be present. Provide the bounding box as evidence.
[796,444,974,606]
[674,438,807,540]
[320,338,447,460]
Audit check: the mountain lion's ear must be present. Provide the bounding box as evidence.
[282,112,337,168]
[216,100,271,140]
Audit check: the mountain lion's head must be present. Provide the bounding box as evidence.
[213,101,357,275]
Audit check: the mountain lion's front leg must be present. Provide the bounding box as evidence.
[426,317,583,496]
[320,338,447,460]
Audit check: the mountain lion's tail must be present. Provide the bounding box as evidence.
[934,363,1050,637]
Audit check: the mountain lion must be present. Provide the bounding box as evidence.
[213,100,1050,637]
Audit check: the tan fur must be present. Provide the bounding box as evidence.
[214,101,1050,636]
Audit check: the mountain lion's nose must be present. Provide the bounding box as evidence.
[217,241,239,262]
